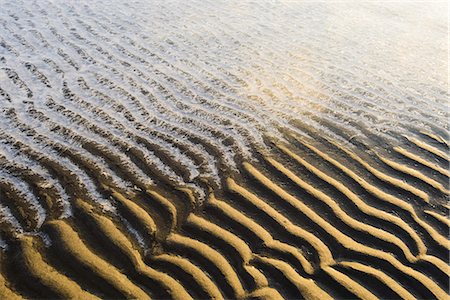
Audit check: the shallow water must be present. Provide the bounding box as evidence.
[0,1,448,299]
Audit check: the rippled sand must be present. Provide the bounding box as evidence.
[0,1,448,299]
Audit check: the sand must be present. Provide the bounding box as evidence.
[0,0,449,299]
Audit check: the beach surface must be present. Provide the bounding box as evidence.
[0,1,448,299]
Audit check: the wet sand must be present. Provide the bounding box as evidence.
[0,1,448,299]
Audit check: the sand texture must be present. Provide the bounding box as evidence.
[0,1,448,299]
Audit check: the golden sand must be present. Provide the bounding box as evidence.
[2,137,448,299]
